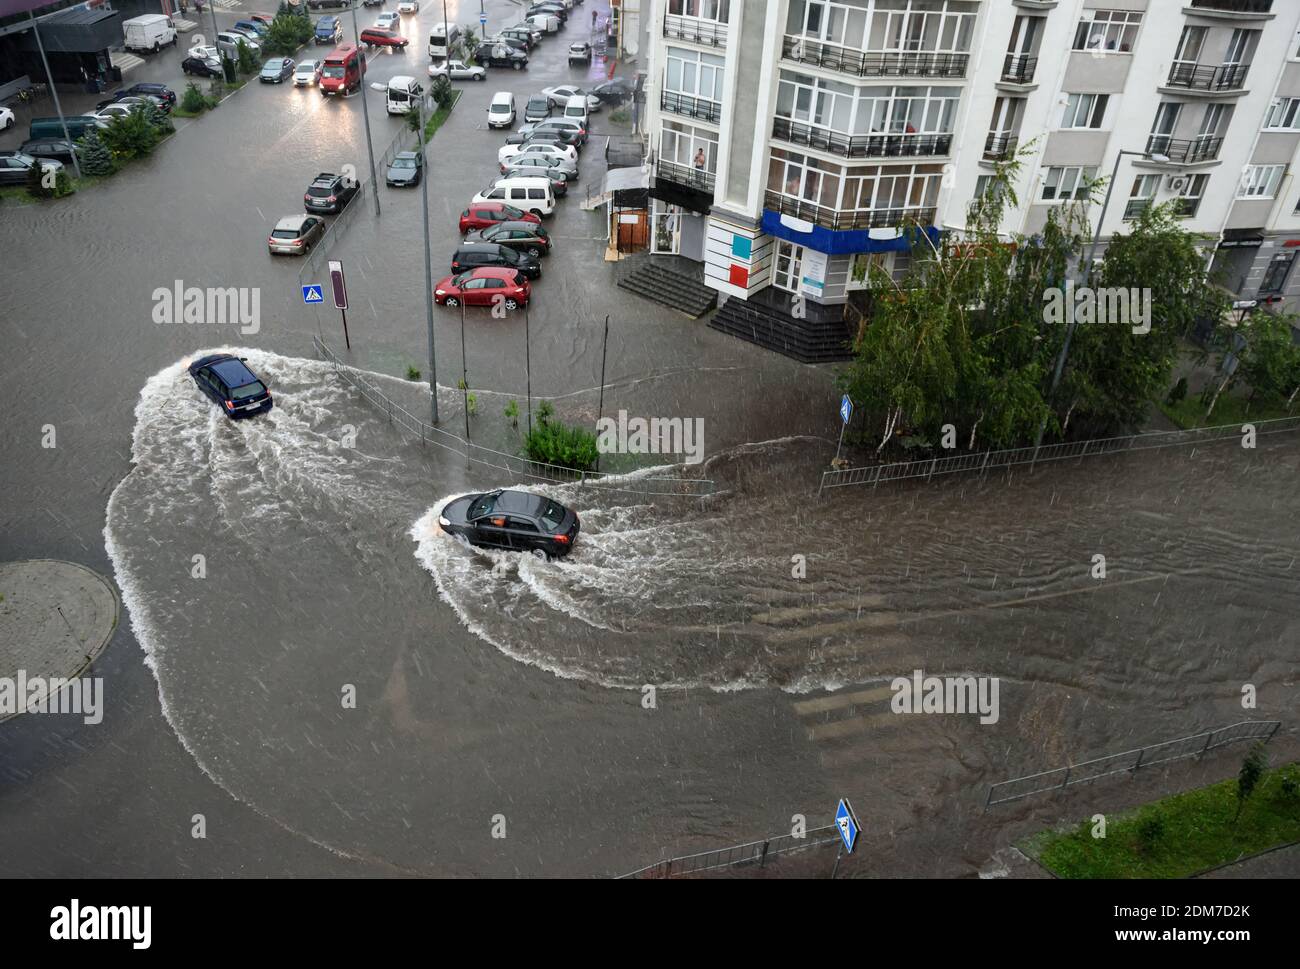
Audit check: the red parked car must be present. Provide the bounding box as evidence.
[359,28,408,48]
[458,201,542,234]
[434,267,531,309]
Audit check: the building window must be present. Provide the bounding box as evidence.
[1124,174,1160,220]
[788,0,978,56]
[1238,165,1285,199]
[1071,10,1142,53]
[1061,93,1109,130]
[1040,166,1096,202]
[667,0,730,22]
[1260,251,1296,294]
[660,121,718,172]
[1263,98,1300,131]
[773,240,806,293]
[767,148,945,216]
[664,46,725,103]
[1175,174,1208,218]
[775,74,960,136]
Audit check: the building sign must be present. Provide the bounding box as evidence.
[799,249,828,298]
[1219,236,1264,249]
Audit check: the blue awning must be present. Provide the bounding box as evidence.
[761,209,940,255]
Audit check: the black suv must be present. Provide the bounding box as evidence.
[119,82,177,108]
[480,44,529,70]
[451,242,541,280]
[20,138,82,164]
[304,172,359,214]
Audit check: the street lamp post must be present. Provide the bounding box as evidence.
[1033,147,1169,449]
[349,2,381,217]
[27,13,81,181]
[417,94,439,424]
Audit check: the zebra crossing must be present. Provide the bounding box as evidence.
[792,685,902,768]
[110,51,145,74]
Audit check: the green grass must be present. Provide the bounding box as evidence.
[1159,391,1295,429]
[1022,761,1300,878]
[422,90,461,141]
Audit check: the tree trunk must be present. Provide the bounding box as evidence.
[1205,374,1232,420]
[967,411,984,451]
[1286,383,1299,412]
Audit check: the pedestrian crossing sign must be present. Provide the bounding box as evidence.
[302,285,324,304]
[835,798,859,853]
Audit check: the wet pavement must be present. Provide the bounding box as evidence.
[2,0,1298,877]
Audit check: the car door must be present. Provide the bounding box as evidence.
[507,516,543,553]
[305,217,324,245]
[0,158,21,186]
[461,276,488,305]
[473,513,512,549]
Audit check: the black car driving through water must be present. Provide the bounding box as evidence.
[188,353,274,419]
[439,489,579,560]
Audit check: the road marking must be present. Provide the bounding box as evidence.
[806,712,898,742]
[791,685,894,717]
[895,573,1171,626]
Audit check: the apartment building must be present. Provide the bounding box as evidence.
[640,0,1300,357]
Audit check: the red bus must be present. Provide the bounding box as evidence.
[319,44,366,96]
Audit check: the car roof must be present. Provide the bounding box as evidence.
[211,358,258,386]
[467,266,519,279]
[495,221,544,233]
[494,490,545,515]
[275,215,311,230]
[490,90,513,102]
[393,150,418,160]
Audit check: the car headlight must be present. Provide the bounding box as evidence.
[435,289,445,296]
[438,516,450,528]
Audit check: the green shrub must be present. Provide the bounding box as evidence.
[236,40,259,76]
[467,392,478,416]
[76,128,115,177]
[610,107,630,125]
[26,160,74,198]
[431,74,454,109]
[524,415,599,471]
[504,399,519,428]
[265,11,310,55]
[145,101,174,134]
[536,400,555,424]
[180,81,208,114]
[1135,813,1165,854]
[99,108,159,160]
[406,365,421,380]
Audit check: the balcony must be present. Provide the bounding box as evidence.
[781,35,968,80]
[983,133,1018,162]
[772,118,952,159]
[1165,62,1250,91]
[660,90,722,124]
[1001,53,1038,85]
[663,14,727,47]
[1145,134,1224,162]
[1188,0,1272,12]
[655,158,715,194]
[764,190,936,231]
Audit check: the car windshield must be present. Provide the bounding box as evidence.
[297,62,316,71]
[468,492,498,519]
[230,381,266,400]
[490,104,510,113]
[392,157,415,169]
[322,65,345,78]
[539,500,566,531]
[527,99,546,110]
[451,272,472,287]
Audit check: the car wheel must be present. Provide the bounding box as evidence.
[477,74,486,81]
[444,296,459,307]
[512,61,523,71]
[529,209,543,218]
[153,42,161,52]
[531,547,549,563]
[504,298,519,311]
[526,246,541,258]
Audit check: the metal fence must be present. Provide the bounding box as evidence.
[819,415,1300,495]
[312,337,715,497]
[618,825,842,879]
[986,721,1282,807]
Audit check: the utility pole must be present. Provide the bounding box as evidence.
[349,1,381,217]
[417,93,439,424]
[596,315,609,472]
[28,13,81,180]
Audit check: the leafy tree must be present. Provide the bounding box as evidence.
[1235,743,1267,821]
[76,127,115,177]
[236,39,259,76]
[99,107,160,160]
[144,101,174,135]
[430,74,454,109]
[180,81,208,114]
[1236,309,1300,410]
[265,9,312,55]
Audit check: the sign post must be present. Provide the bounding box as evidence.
[834,395,853,465]
[831,797,859,879]
[329,260,350,350]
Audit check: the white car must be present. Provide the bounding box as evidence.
[375,11,400,29]
[0,106,14,132]
[428,58,486,81]
[397,0,419,12]
[497,140,578,167]
[540,85,601,112]
[294,59,322,85]
[91,104,138,123]
[188,43,219,61]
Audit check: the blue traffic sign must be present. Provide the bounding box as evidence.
[480,13,487,24]
[302,284,324,304]
[839,394,853,425]
[834,798,859,853]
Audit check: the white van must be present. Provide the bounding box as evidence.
[526,13,561,35]
[472,176,555,217]
[428,22,462,59]
[123,14,177,54]
[386,75,423,115]
[562,94,590,128]
[487,91,516,129]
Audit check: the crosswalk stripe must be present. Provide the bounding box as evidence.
[806,712,899,742]
[791,686,894,717]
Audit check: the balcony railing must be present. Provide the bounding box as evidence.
[1188,0,1272,12]
[660,90,722,124]
[663,14,728,47]
[1001,53,1038,84]
[655,158,716,195]
[1165,62,1250,91]
[772,118,952,159]
[983,132,1018,161]
[782,35,969,79]
[764,190,936,231]
[1145,134,1224,162]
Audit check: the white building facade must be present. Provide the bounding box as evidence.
[642,0,1300,315]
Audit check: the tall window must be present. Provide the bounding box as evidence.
[767,148,944,214]
[1264,98,1300,131]
[1238,165,1284,199]
[668,0,730,22]
[774,74,959,136]
[1174,174,1208,218]
[1040,166,1096,202]
[1124,174,1160,219]
[1072,10,1142,53]
[1061,93,1109,129]
[664,47,725,102]
[789,0,978,55]
[1260,251,1296,294]
[661,121,718,171]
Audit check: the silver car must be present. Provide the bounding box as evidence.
[294,59,322,85]
[268,214,326,256]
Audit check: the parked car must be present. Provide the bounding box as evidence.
[480,44,529,70]
[523,95,550,124]
[294,59,323,85]
[592,76,635,106]
[234,20,270,38]
[360,28,409,48]
[307,0,349,7]
[458,201,541,234]
[465,221,551,258]
[526,13,561,34]
[91,104,138,124]
[499,139,578,168]
[362,0,384,6]
[567,42,591,64]
[428,58,485,81]
[188,43,220,61]
[375,11,400,29]
[95,94,165,113]
[260,57,296,83]
[267,214,326,255]
[491,35,531,55]
[0,151,62,187]
[434,267,532,309]
[385,150,423,186]
[20,138,83,164]
[188,354,274,419]
[314,15,342,44]
[451,241,541,280]
[519,116,587,146]
[527,3,568,23]
[217,32,260,60]
[249,13,277,26]
[304,172,359,213]
[229,26,264,44]
[488,90,516,128]
[503,154,575,183]
[502,128,581,153]
[396,0,419,12]
[502,163,568,197]
[0,106,15,132]
[541,84,600,112]
[438,489,580,560]
[117,81,176,108]
[182,55,223,77]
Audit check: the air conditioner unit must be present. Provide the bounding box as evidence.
[1166,175,1189,193]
